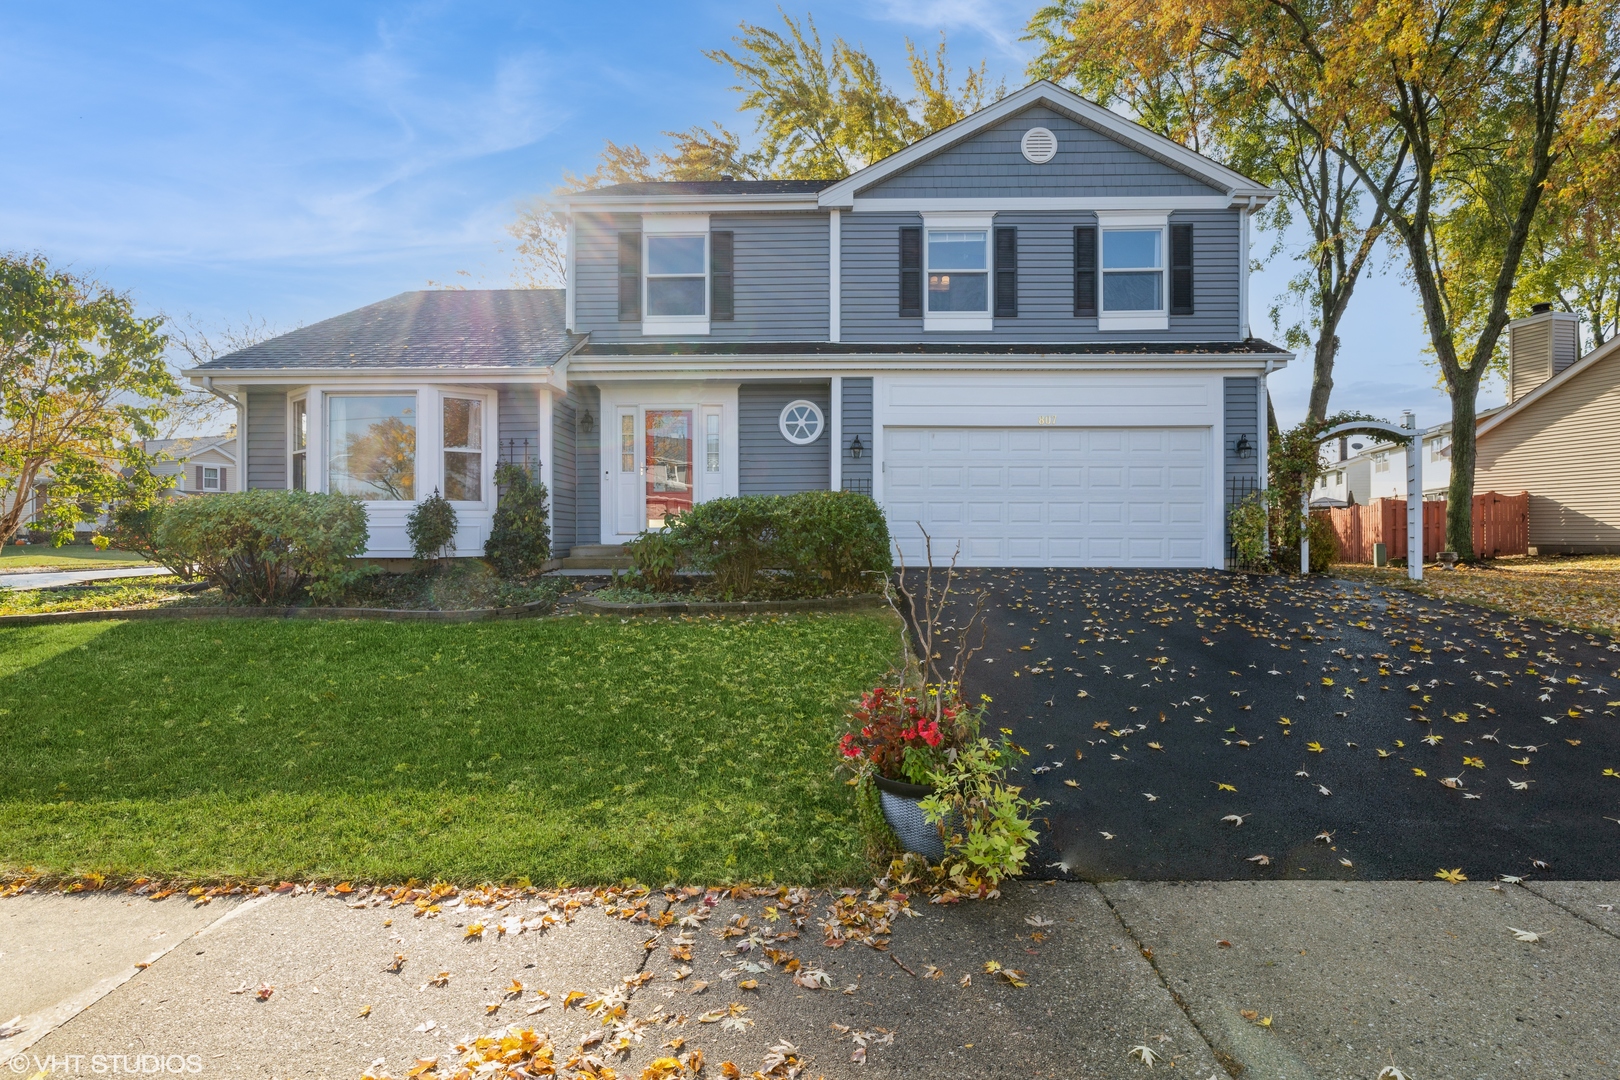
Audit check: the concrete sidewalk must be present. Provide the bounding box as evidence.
[4,881,1618,1079]
[0,566,169,590]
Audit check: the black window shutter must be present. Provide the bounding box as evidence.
[219,467,227,491]
[1170,223,1195,315]
[711,230,734,321]
[617,231,641,321]
[994,226,1018,318]
[1073,226,1097,317]
[194,465,203,490]
[898,227,922,318]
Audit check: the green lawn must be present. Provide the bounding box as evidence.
[0,612,898,884]
[0,545,155,572]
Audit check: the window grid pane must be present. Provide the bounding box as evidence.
[443,397,481,450]
[621,414,635,472]
[1103,229,1161,269]
[705,413,720,473]
[927,231,987,270]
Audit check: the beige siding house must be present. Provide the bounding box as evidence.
[1476,306,1620,553]
[144,434,238,495]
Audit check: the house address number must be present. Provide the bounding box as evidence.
[1036,415,1058,425]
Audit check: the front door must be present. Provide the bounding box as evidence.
[645,409,694,529]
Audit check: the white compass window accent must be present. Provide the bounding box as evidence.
[778,399,824,444]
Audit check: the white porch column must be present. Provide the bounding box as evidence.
[1405,413,1422,581]
[830,375,843,491]
[538,386,554,494]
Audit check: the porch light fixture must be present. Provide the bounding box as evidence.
[849,435,864,459]
[580,410,594,434]
[1234,433,1253,458]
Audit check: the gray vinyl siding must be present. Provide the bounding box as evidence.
[840,378,873,491]
[245,390,288,489]
[859,106,1223,199]
[738,382,831,496]
[574,211,831,343]
[1223,378,1261,552]
[550,392,576,554]
[571,384,601,548]
[841,209,1241,342]
[496,385,539,468]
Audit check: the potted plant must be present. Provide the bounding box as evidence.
[839,684,971,860]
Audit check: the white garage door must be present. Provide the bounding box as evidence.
[883,427,1212,567]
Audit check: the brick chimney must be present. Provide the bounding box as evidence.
[1507,303,1581,402]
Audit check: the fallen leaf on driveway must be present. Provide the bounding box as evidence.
[1436,868,1468,883]
[1508,927,1544,942]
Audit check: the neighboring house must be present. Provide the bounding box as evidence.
[186,81,1287,568]
[1475,305,1620,553]
[145,433,238,494]
[1310,459,1349,508]
[1335,418,1466,505]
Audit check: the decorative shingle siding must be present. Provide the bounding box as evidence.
[575,212,832,342]
[859,106,1223,199]
[738,382,831,496]
[840,378,873,491]
[841,209,1241,342]
[245,390,288,489]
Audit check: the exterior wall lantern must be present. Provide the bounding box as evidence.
[849,435,864,459]
[580,410,594,434]
[1234,433,1253,458]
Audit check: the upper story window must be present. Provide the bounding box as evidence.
[927,231,988,313]
[646,235,707,317]
[1428,435,1451,462]
[1103,230,1163,313]
[1373,450,1390,474]
[328,394,417,501]
[202,466,221,492]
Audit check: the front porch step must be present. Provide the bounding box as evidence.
[560,544,633,571]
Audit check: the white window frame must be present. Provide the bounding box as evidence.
[778,399,824,445]
[288,394,309,491]
[921,213,993,332]
[201,465,221,492]
[439,392,492,506]
[323,390,423,503]
[1428,434,1451,462]
[1096,210,1169,332]
[1374,450,1390,474]
[641,214,710,336]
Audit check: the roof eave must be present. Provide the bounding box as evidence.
[562,191,824,214]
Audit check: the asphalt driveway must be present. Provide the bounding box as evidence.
[933,568,1620,881]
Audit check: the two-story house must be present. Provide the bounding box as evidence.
[189,82,1286,568]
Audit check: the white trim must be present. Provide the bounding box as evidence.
[1096,210,1169,230]
[641,218,711,337]
[235,401,245,491]
[642,213,710,235]
[572,354,1289,377]
[538,386,554,496]
[287,393,308,492]
[818,81,1276,208]
[1238,205,1251,339]
[565,194,821,214]
[828,210,841,343]
[830,375,843,490]
[1478,325,1619,438]
[564,213,577,332]
[779,399,825,445]
[1098,314,1170,332]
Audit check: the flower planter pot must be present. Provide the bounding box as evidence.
[872,773,948,861]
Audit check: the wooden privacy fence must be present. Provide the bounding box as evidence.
[1318,492,1528,563]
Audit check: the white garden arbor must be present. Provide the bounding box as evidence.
[1309,416,1423,582]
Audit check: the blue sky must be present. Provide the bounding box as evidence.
[0,1,1503,431]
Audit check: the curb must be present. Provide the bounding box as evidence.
[0,596,558,627]
[572,593,888,616]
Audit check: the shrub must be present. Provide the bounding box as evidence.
[153,489,370,604]
[665,495,780,597]
[1307,510,1339,573]
[920,731,1044,889]
[776,490,892,590]
[484,463,550,578]
[626,529,682,592]
[1227,492,1271,571]
[406,489,458,563]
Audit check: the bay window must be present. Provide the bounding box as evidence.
[327,394,417,501]
[290,397,307,491]
[441,395,483,502]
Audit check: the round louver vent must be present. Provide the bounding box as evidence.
[1021,127,1057,164]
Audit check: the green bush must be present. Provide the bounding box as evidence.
[484,463,550,578]
[152,490,370,604]
[776,490,892,590]
[666,495,781,597]
[1307,511,1339,573]
[626,529,682,592]
[1227,492,1271,571]
[406,489,458,563]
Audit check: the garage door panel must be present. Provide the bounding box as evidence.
[883,425,1212,568]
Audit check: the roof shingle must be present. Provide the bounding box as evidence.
[193,290,579,371]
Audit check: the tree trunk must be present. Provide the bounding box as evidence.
[1445,368,1483,559]
[1307,333,1338,423]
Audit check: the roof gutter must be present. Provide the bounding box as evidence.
[201,376,239,409]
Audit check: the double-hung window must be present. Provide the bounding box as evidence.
[202,466,221,492]
[921,216,993,331]
[641,215,711,335]
[442,395,483,502]
[1094,212,1169,331]
[290,398,308,490]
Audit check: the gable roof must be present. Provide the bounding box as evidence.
[1477,333,1620,439]
[817,81,1276,208]
[189,290,581,373]
[145,434,237,462]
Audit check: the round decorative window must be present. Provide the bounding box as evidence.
[778,400,824,445]
[1020,127,1058,164]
